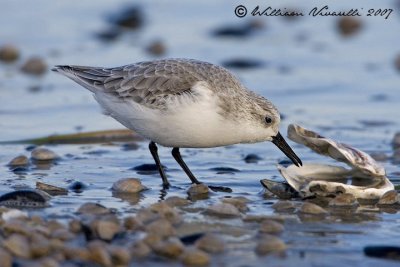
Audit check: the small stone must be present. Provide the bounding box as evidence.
[378,190,399,205]
[221,197,249,212]
[110,5,144,29]
[187,183,209,196]
[88,241,112,267]
[3,234,31,258]
[255,235,287,255]
[143,233,163,248]
[77,202,111,215]
[337,17,362,36]
[206,203,241,217]
[2,219,31,236]
[329,193,358,207]
[146,40,166,56]
[108,245,131,266]
[136,208,160,224]
[31,147,59,161]
[21,57,48,75]
[36,182,68,195]
[153,238,184,259]
[392,132,400,149]
[123,216,143,231]
[8,155,29,167]
[195,234,225,254]
[30,233,51,258]
[259,220,284,235]
[165,196,190,207]
[51,228,75,241]
[0,44,20,63]
[149,202,182,225]
[272,200,296,212]
[181,248,210,266]
[68,181,87,192]
[111,178,146,193]
[146,218,175,238]
[130,240,151,258]
[93,219,121,241]
[299,202,328,215]
[0,248,12,267]
[243,153,262,163]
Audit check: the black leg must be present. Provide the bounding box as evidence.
[172,147,201,184]
[172,147,233,193]
[149,141,170,188]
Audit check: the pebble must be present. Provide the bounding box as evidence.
[0,44,20,63]
[92,219,121,241]
[68,219,82,233]
[195,233,225,253]
[205,203,241,217]
[52,228,75,241]
[130,240,151,258]
[146,40,167,56]
[299,202,328,215]
[329,193,358,207]
[255,235,287,255]
[337,17,362,36]
[221,196,249,212]
[378,190,399,205]
[77,202,111,215]
[146,218,176,238]
[181,248,210,266]
[165,196,190,207]
[8,155,29,166]
[36,182,68,195]
[108,245,131,266]
[20,57,48,75]
[153,238,184,259]
[87,241,112,267]
[30,233,51,258]
[272,200,296,212]
[142,233,162,248]
[187,183,209,196]
[243,153,262,163]
[109,5,144,29]
[259,220,284,235]
[3,233,31,259]
[68,181,87,192]
[31,147,59,161]
[149,202,182,225]
[0,189,50,208]
[0,248,12,267]
[392,132,400,149]
[111,178,147,193]
[123,216,143,231]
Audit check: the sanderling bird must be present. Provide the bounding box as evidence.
[53,58,302,191]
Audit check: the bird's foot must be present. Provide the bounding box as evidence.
[208,185,233,193]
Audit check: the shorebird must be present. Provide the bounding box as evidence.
[53,58,302,191]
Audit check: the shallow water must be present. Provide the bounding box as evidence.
[1,0,400,266]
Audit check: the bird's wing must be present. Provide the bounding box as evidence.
[52,59,213,109]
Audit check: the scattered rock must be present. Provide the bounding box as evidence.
[181,248,210,266]
[87,241,112,267]
[329,193,358,207]
[187,183,209,196]
[0,248,12,267]
[36,181,68,195]
[108,245,131,266]
[111,178,147,193]
[31,147,59,161]
[378,190,399,205]
[195,233,225,253]
[337,17,362,37]
[221,196,249,212]
[153,238,184,259]
[146,40,166,56]
[77,202,111,215]
[20,57,48,75]
[243,153,262,163]
[130,240,151,258]
[0,44,20,63]
[205,203,241,217]
[0,189,50,208]
[271,200,296,212]
[221,58,264,69]
[109,5,144,29]
[3,234,31,259]
[52,228,75,241]
[148,202,182,225]
[69,219,82,233]
[299,202,328,215]
[364,246,400,261]
[260,179,299,199]
[255,235,287,255]
[68,181,87,192]
[146,218,175,238]
[8,155,29,167]
[392,132,400,149]
[92,219,121,241]
[259,220,284,235]
[123,216,143,231]
[165,196,190,207]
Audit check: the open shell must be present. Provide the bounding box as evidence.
[263,124,394,200]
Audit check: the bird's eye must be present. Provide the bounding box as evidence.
[265,116,273,124]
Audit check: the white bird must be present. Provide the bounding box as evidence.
[52,58,302,191]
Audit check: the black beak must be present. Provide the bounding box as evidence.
[272,132,302,167]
